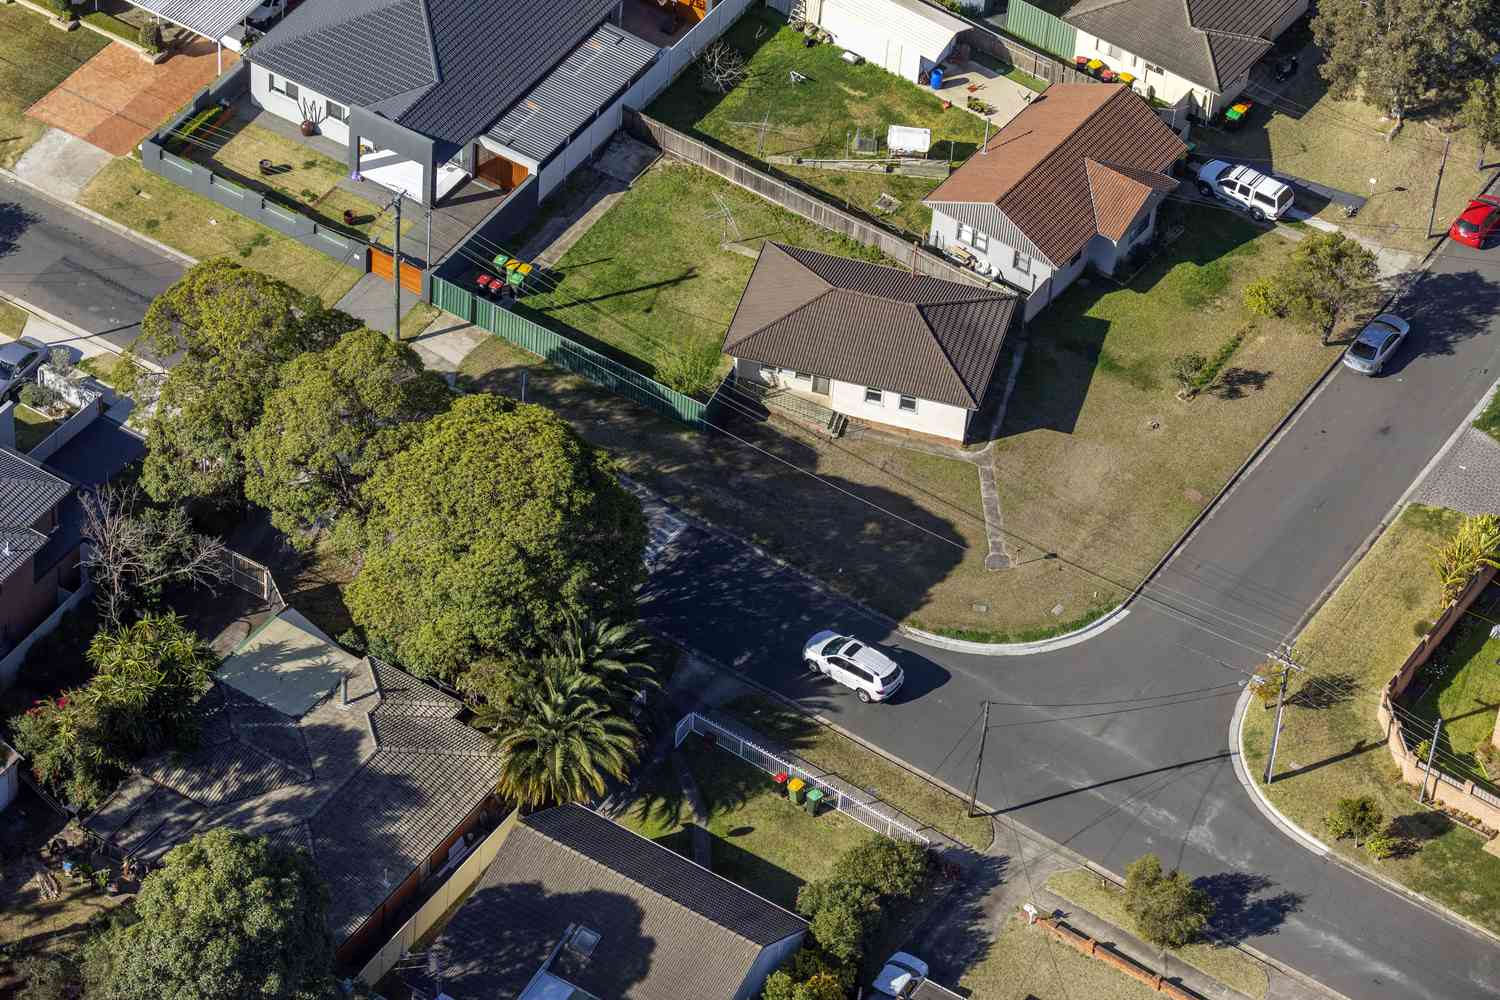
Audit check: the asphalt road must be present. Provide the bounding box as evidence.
[0,175,185,350]
[643,238,1500,1000]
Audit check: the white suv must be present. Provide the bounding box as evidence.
[1196,160,1294,221]
[803,631,903,703]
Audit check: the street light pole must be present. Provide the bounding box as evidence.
[1264,648,1292,785]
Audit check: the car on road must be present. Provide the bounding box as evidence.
[1196,160,1295,221]
[871,952,961,998]
[1449,195,1500,248]
[803,631,903,703]
[0,338,47,399]
[1341,313,1410,376]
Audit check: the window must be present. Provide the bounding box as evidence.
[956,222,974,244]
[326,100,349,123]
[957,223,988,252]
[794,371,812,382]
[898,395,918,413]
[269,75,298,100]
[864,387,883,405]
[1105,42,1122,59]
[1013,250,1032,275]
[1253,191,1278,208]
[971,230,989,252]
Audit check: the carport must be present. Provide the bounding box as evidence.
[106,0,261,71]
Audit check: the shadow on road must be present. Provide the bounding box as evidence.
[1194,870,1304,944]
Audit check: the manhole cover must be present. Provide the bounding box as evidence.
[972,602,990,613]
[1051,603,1065,616]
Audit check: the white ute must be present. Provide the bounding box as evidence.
[1196,160,1294,221]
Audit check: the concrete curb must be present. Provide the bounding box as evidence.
[899,604,1130,656]
[0,165,199,268]
[1231,687,1500,953]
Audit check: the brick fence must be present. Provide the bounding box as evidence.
[1029,911,1200,999]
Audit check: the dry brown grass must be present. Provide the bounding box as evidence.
[958,911,1165,1000]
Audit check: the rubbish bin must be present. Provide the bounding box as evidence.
[928,66,944,90]
[805,787,825,816]
[787,777,806,805]
[773,771,789,793]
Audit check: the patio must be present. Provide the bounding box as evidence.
[932,59,1038,127]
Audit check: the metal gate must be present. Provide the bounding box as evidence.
[369,247,423,294]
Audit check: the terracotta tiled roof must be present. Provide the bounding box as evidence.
[722,243,1018,409]
[925,86,1185,266]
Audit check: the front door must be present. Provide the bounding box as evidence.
[476,146,530,190]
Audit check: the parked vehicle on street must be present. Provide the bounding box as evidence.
[1341,313,1410,376]
[803,631,903,703]
[872,952,962,998]
[1449,195,1500,248]
[1196,160,1295,221]
[0,338,47,400]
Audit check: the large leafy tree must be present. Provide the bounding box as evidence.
[244,329,450,541]
[131,260,357,507]
[1460,73,1500,163]
[1312,0,1497,120]
[1123,854,1214,948]
[475,667,642,808]
[81,828,335,1000]
[344,395,647,680]
[1243,230,1379,343]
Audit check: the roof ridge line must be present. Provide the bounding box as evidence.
[912,302,990,407]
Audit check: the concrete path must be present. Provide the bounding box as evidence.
[12,128,111,202]
[404,320,488,379]
[1411,426,1500,516]
[334,273,401,336]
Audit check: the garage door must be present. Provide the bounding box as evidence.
[819,0,906,78]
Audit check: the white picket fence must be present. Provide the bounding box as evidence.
[675,711,930,845]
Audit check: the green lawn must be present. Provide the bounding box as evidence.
[647,8,988,239]
[958,911,1164,1000]
[0,300,27,340]
[80,10,140,44]
[1406,592,1500,777]
[1045,869,1269,1000]
[78,157,363,306]
[616,747,868,910]
[0,4,109,170]
[14,404,60,452]
[513,160,884,397]
[1474,393,1500,445]
[1241,505,1500,935]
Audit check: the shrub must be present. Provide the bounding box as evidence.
[14,951,76,1000]
[138,22,163,53]
[655,345,722,397]
[796,878,879,964]
[1243,277,1288,318]
[830,836,929,900]
[48,347,74,375]
[1325,796,1383,845]
[1168,352,1206,396]
[1123,853,1214,948]
[45,0,73,20]
[1365,832,1402,860]
[1431,513,1500,610]
[19,383,60,410]
[1249,661,1286,708]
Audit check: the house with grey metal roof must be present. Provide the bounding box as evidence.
[84,608,505,964]
[722,243,1018,443]
[1005,0,1307,117]
[406,804,807,1000]
[0,446,81,672]
[245,0,668,214]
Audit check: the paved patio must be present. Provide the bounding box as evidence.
[933,60,1038,128]
[26,39,236,156]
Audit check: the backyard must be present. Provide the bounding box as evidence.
[77,157,364,305]
[1240,504,1500,936]
[0,4,109,170]
[1404,584,1500,778]
[647,8,990,239]
[13,403,60,453]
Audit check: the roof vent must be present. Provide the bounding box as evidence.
[567,926,601,959]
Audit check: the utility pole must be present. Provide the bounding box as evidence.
[1420,717,1442,804]
[391,194,403,342]
[1428,136,1450,238]
[968,701,990,817]
[1263,647,1292,785]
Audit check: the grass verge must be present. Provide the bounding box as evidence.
[1473,392,1500,444]
[0,4,109,170]
[0,300,27,340]
[1241,504,1500,935]
[647,8,988,239]
[958,911,1164,1000]
[719,693,993,849]
[77,157,363,305]
[1046,869,1269,1000]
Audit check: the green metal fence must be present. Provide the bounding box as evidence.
[1003,0,1078,61]
[431,277,711,429]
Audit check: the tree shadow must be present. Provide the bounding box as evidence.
[900,852,1007,984]
[1387,810,1454,847]
[1206,367,1273,400]
[1398,268,1500,363]
[0,199,42,262]
[1192,871,1302,944]
[1288,672,1357,709]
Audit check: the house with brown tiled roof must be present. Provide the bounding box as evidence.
[924,84,1186,320]
[408,804,807,1000]
[84,608,505,966]
[722,242,1019,442]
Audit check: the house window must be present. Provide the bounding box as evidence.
[864,387,883,405]
[794,371,812,382]
[898,395,918,413]
[971,230,989,252]
[1013,250,1032,275]
[1105,42,1122,60]
[269,75,298,100]
[326,100,349,123]
[956,222,974,243]
[957,222,988,252]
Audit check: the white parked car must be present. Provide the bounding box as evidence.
[803,631,903,703]
[0,338,47,400]
[872,952,963,998]
[1196,160,1294,221]
[1341,313,1410,376]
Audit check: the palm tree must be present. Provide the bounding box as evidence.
[480,666,642,809]
[549,615,660,713]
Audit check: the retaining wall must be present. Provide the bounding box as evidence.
[1032,913,1199,1000]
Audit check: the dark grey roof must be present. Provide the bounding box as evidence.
[0,448,70,533]
[83,615,502,944]
[426,805,806,1000]
[0,528,49,583]
[250,0,623,148]
[486,23,657,163]
[722,243,1018,409]
[1036,0,1298,91]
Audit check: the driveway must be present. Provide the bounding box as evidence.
[26,39,234,157]
[639,236,1500,999]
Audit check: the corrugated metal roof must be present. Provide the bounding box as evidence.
[822,0,967,57]
[486,24,657,163]
[722,243,1018,409]
[128,0,261,42]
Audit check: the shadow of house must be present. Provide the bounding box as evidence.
[82,609,505,967]
[416,804,807,1000]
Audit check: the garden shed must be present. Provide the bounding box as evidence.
[787,0,966,83]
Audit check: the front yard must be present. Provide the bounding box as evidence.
[1405,585,1500,779]
[1240,504,1500,936]
[648,8,989,239]
[0,4,109,170]
[957,910,1163,1000]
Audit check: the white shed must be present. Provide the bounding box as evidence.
[804,0,966,83]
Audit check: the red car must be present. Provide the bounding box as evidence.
[1449,195,1500,248]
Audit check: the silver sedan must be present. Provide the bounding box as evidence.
[1341,313,1410,376]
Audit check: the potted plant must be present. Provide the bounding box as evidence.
[298,97,327,137]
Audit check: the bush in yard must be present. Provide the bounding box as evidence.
[1365,831,1403,860]
[1430,513,1500,610]
[47,346,73,375]
[1168,352,1206,397]
[796,877,880,964]
[1250,231,1379,344]
[830,836,929,900]
[137,22,164,53]
[343,395,646,681]
[1122,853,1214,948]
[19,383,60,411]
[1243,277,1289,319]
[14,951,76,1000]
[655,344,722,397]
[1250,661,1286,708]
[80,828,335,1000]
[1325,796,1383,846]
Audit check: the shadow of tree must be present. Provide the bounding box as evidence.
[1193,871,1302,944]
[1289,672,1357,710]
[1207,367,1273,400]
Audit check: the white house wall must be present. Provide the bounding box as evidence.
[249,64,350,147]
[1070,33,1212,111]
[828,379,968,439]
[811,0,961,82]
[928,208,1057,300]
